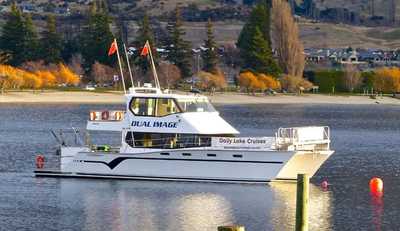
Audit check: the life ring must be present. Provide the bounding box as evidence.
[90,111,97,121]
[36,155,45,169]
[114,111,123,121]
[101,111,109,120]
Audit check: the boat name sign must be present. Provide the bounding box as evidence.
[131,120,178,128]
[212,137,274,149]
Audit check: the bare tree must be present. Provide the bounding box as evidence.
[91,61,115,85]
[344,64,361,92]
[69,54,84,77]
[158,62,181,89]
[272,0,305,77]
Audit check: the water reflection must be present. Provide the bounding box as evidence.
[370,195,384,231]
[60,180,235,231]
[270,182,333,231]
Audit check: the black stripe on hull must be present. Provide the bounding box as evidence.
[34,171,275,184]
[82,157,284,170]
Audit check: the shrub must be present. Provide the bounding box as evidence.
[280,75,313,93]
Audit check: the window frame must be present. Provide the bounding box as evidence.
[129,97,183,117]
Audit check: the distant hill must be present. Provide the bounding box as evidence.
[1,0,400,49]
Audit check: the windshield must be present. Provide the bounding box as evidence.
[176,98,216,112]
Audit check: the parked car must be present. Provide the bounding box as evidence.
[85,85,96,91]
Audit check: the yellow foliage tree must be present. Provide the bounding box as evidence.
[257,73,281,90]
[239,71,281,93]
[36,70,57,87]
[0,65,25,93]
[56,63,80,86]
[21,71,42,90]
[373,67,400,93]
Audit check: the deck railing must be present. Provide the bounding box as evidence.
[275,126,330,151]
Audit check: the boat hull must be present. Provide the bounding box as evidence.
[40,148,298,183]
[35,147,333,183]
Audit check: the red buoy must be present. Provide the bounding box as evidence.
[321,180,329,189]
[370,177,383,197]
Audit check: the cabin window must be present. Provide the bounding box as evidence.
[130,97,180,117]
[177,98,216,112]
[130,98,155,116]
[124,132,211,149]
[156,98,180,117]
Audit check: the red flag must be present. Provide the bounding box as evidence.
[108,40,118,56]
[140,41,150,56]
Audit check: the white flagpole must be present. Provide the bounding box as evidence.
[123,43,134,88]
[114,39,126,94]
[146,41,161,89]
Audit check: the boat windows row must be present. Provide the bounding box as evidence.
[129,97,216,117]
[125,132,212,149]
[158,153,243,158]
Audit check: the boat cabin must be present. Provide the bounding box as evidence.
[87,86,239,150]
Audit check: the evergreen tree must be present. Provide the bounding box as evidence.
[166,7,192,78]
[134,13,157,73]
[237,2,280,76]
[238,3,271,47]
[41,15,62,64]
[248,27,281,76]
[81,0,115,70]
[202,18,218,74]
[0,4,24,65]
[23,14,40,62]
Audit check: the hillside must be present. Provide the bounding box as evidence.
[1,1,400,49]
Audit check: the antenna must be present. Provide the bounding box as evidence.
[123,43,135,88]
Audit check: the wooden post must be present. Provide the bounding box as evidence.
[296,174,309,231]
[218,225,245,231]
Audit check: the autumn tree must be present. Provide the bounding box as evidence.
[166,7,192,78]
[202,19,219,74]
[344,64,362,92]
[280,75,313,93]
[91,61,115,84]
[272,0,305,78]
[197,69,227,93]
[238,71,280,94]
[69,55,84,77]
[56,63,80,86]
[158,62,182,89]
[373,67,400,93]
[36,70,57,87]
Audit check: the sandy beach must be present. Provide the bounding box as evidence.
[0,90,399,105]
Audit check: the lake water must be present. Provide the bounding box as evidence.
[0,103,399,231]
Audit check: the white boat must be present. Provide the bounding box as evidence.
[35,86,334,184]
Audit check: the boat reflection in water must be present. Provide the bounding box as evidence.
[269,182,333,230]
[60,180,235,231]
[59,179,332,230]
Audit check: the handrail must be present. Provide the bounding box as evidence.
[275,126,331,151]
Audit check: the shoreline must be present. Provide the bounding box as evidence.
[0,91,399,105]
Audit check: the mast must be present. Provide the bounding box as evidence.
[147,41,161,89]
[114,39,127,94]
